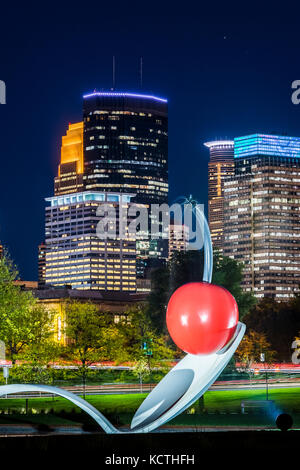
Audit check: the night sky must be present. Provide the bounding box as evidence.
[0,3,300,280]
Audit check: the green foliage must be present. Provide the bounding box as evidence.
[146,266,170,332]
[64,300,123,394]
[65,300,113,364]
[132,358,151,381]
[0,255,55,364]
[117,305,174,369]
[169,250,203,292]
[235,329,276,367]
[212,252,256,320]
[10,364,53,385]
[0,366,168,386]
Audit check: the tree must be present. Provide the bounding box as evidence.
[235,330,276,369]
[146,266,169,333]
[0,255,53,364]
[169,250,203,293]
[17,304,59,384]
[64,300,118,397]
[117,305,175,375]
[212,252,256,320]
[132,358,151,392]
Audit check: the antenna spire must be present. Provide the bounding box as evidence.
[112,56,116,91]
[139,57,143,89]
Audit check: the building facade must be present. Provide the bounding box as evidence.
[81,92,168,204]
[168,223,189,260]
[34,287,147,344]
[44,191,137,292]
[54,122,84,195]
[223,134,300,299]
[205,140,234,251]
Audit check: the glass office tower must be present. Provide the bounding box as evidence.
[82,92,168,204]
[82,92,169,277]
[44,191,137,291]
[204,140,234,251]
[224,134,300,299]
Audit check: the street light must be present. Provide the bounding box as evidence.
[260,352,268,401]
[141,340,153,392]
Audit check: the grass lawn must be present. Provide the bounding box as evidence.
[203,388,300,412]
[0,388,300,428]
[0,393,148,415]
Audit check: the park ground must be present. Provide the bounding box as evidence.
[0,387,299,429]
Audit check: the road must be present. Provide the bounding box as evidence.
[1,377,300,399]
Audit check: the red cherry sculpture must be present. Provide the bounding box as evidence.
[166,282,239,355]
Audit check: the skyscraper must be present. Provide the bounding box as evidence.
[223,134,300,299]
[44,191,137,291]
[55,122,84,195]
[81,92,168,204]
[204,140,234,251]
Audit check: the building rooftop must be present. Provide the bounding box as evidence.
[83,91,167,103]
[34,287,147,303]
[45,191,135,207]
[204,140,234,148]
[234,133,300,158]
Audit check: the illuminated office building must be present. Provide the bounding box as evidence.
[204,140,234,251]
[44,191,137,291]
[82,92,169,275]
[82,92,168,204]
[168,223,189,260]
[223,134,300,299]
[54,122,84,195]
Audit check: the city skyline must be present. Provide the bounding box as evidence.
[1,4,300,279]
[3,87,300,281]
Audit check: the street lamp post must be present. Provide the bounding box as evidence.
[142,340,153,392]
[260,352,268,401]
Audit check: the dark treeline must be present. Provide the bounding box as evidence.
[243,295,300,362]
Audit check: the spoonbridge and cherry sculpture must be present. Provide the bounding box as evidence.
[0,208,245,433]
